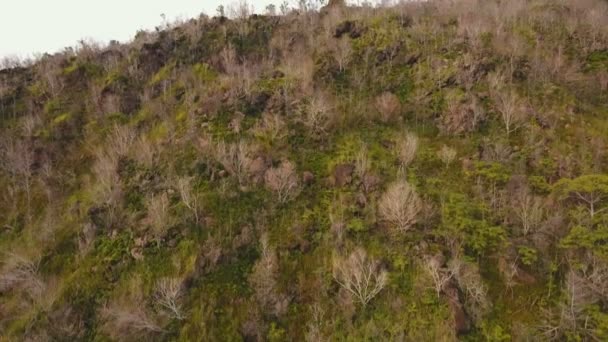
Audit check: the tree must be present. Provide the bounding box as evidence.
[488,71,526,136]
[249,235,289,316]
[379,180,422,233]
[512,189,544,237]
[264,161,300,204]
[146,193,172,246]
[396,132,419,173]
[333,248,388,307]
[0,252,45,300]
[423,256,455,298]
[375,92,401,123]
[437,145,457,169]
[101,304,163,339]
[154,277,185,320]
[555,175,608,218]
[175,176,200,224]
[0,139,34,220]
[213,140,254,185]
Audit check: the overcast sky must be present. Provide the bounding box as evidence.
[0,0,287,58]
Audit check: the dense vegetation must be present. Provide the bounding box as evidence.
[1,0,608,340]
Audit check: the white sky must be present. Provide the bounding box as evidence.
[0,0,285,58]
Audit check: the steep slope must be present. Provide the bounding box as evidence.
[1,0,608,340]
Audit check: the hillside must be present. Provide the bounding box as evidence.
[1,0,608,340]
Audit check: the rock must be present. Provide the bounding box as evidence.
[302,171,315,185]
[443,283,471,335]
[248,156,270,184]
[362,174,381,193]
[332,163,354,187]
[334,20,364,39]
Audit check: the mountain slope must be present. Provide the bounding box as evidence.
[1,0,608,340]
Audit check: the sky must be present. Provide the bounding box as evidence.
[0,0,286,58]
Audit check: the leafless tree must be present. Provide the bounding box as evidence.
[249,234,289,316]
[423,256,455,298]
[101,304,163,340]
[0,138,34,219]
[333,248,388,307]
[175,176,200,224]
[37,57,65,97]
[512,190,544,237]
[214,140,254,185]
[354,145,371,180]
[92,149,123,227]
[448,257,488,322]
[395,132,419,173]
[78,223,97,257]
[154,277,185,320]
[146,192,172,247]
[437,145,457,169]
[375,92,401,123]
[253,112,287,144]
[379,180,422,233]
[265,160,300,204]
[542,259,608,340]
[333,37,352,72]
[489,71,526,136]
[0,252,45,300]
[301,93,334,137]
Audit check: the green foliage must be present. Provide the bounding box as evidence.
[560,225,608,259]
[3,1,608,340]
[517,246,538,266]
[192,63,217,82]
[439,193,506,256]
[585,49,608,72]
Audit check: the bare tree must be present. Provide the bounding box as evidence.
[542,259,608,340]
[0,139,34,219]
[252,112,287,144]
[264,160,300,204]
[448,257,488,322]
[512,190,544,237]
[354,144,371,180]
[146,192,172,247]
[305,303,326,342]
[379,180,422,233]
[489,71,526,136]
[154,277,185,320]
[437,145,457,169]
[395,132,419,173]
[92,149,123,227]
[249,235,289,316]
[333,37,352,72]
[300,93,334,137]
[101,304,163,340]
[423,256,455,298]
[175,176,200,224]
[375,92,401,123]
[0,252,45,300]
[333,248,388,307]
[214,140,254,185]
